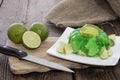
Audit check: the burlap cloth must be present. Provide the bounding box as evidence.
[46,0,119,28]
[107,0,120,17]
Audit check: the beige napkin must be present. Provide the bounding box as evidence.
[8,37,88,74]
[107,0,120,17]
[46,0,118,28]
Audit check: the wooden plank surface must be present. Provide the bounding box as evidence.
[13,71,73,80]
[75,67,116,80]
[23,0,63,37]
[0,0,72,80]
[0,0,28,80]
[0,0,120,80]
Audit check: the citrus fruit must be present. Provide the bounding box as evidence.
[57,41,73,54]
[57,41,65,54]
[108,34,116,47]
[30,22,49,41]
[22,31,41,49]
[64,43,73,54]
[80,24,99,37]
[100,48,109,59]
[7,23,27,44]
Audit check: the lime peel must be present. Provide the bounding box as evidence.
[30,22,49,41]
[7,23,27,44]
[108,34,116,47]
[57,42,73,54]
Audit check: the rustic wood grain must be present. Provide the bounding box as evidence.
[13,71,73,80]
[10,0,73,79]
[113,62,120,80]
[0,0,3,7]
[75,67,117,80]
[24,0,63,37]
[0,54,13,80]
[0,0,72,80]
[0,0,28,45]
[0,0,28,80]
[1,0,120,80]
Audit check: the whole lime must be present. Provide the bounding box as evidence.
[7,23,27,43]
[30,22,49,41]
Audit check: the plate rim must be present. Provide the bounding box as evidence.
[47,27,120,66]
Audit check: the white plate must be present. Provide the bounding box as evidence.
[47,27,120,66]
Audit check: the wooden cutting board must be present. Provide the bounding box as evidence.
[7,37,88,74]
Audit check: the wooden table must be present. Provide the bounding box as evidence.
[0,0,120,80]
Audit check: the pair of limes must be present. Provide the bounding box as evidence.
[7,22,49,49]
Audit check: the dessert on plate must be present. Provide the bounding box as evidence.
[57,24,115,60]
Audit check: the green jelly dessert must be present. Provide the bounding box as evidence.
[69,24,111,57]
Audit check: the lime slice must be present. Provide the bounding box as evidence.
[80,24,99,37]
[100,49,110,60]
[57,42,73,54]
[57,42,65,54]
[64,43,73,54]
[7,23,27,43]
[108,34,116,47]
[30,22,49,41]
[22,31,41,49]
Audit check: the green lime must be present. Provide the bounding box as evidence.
[100,48,109,60]
[64,43,73,54]
[57,41,73,54]
[30,22,49,41]
[57,41,65,54]
[22,31,41,49]
[108,34,116,47]
[7,23,27,44]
